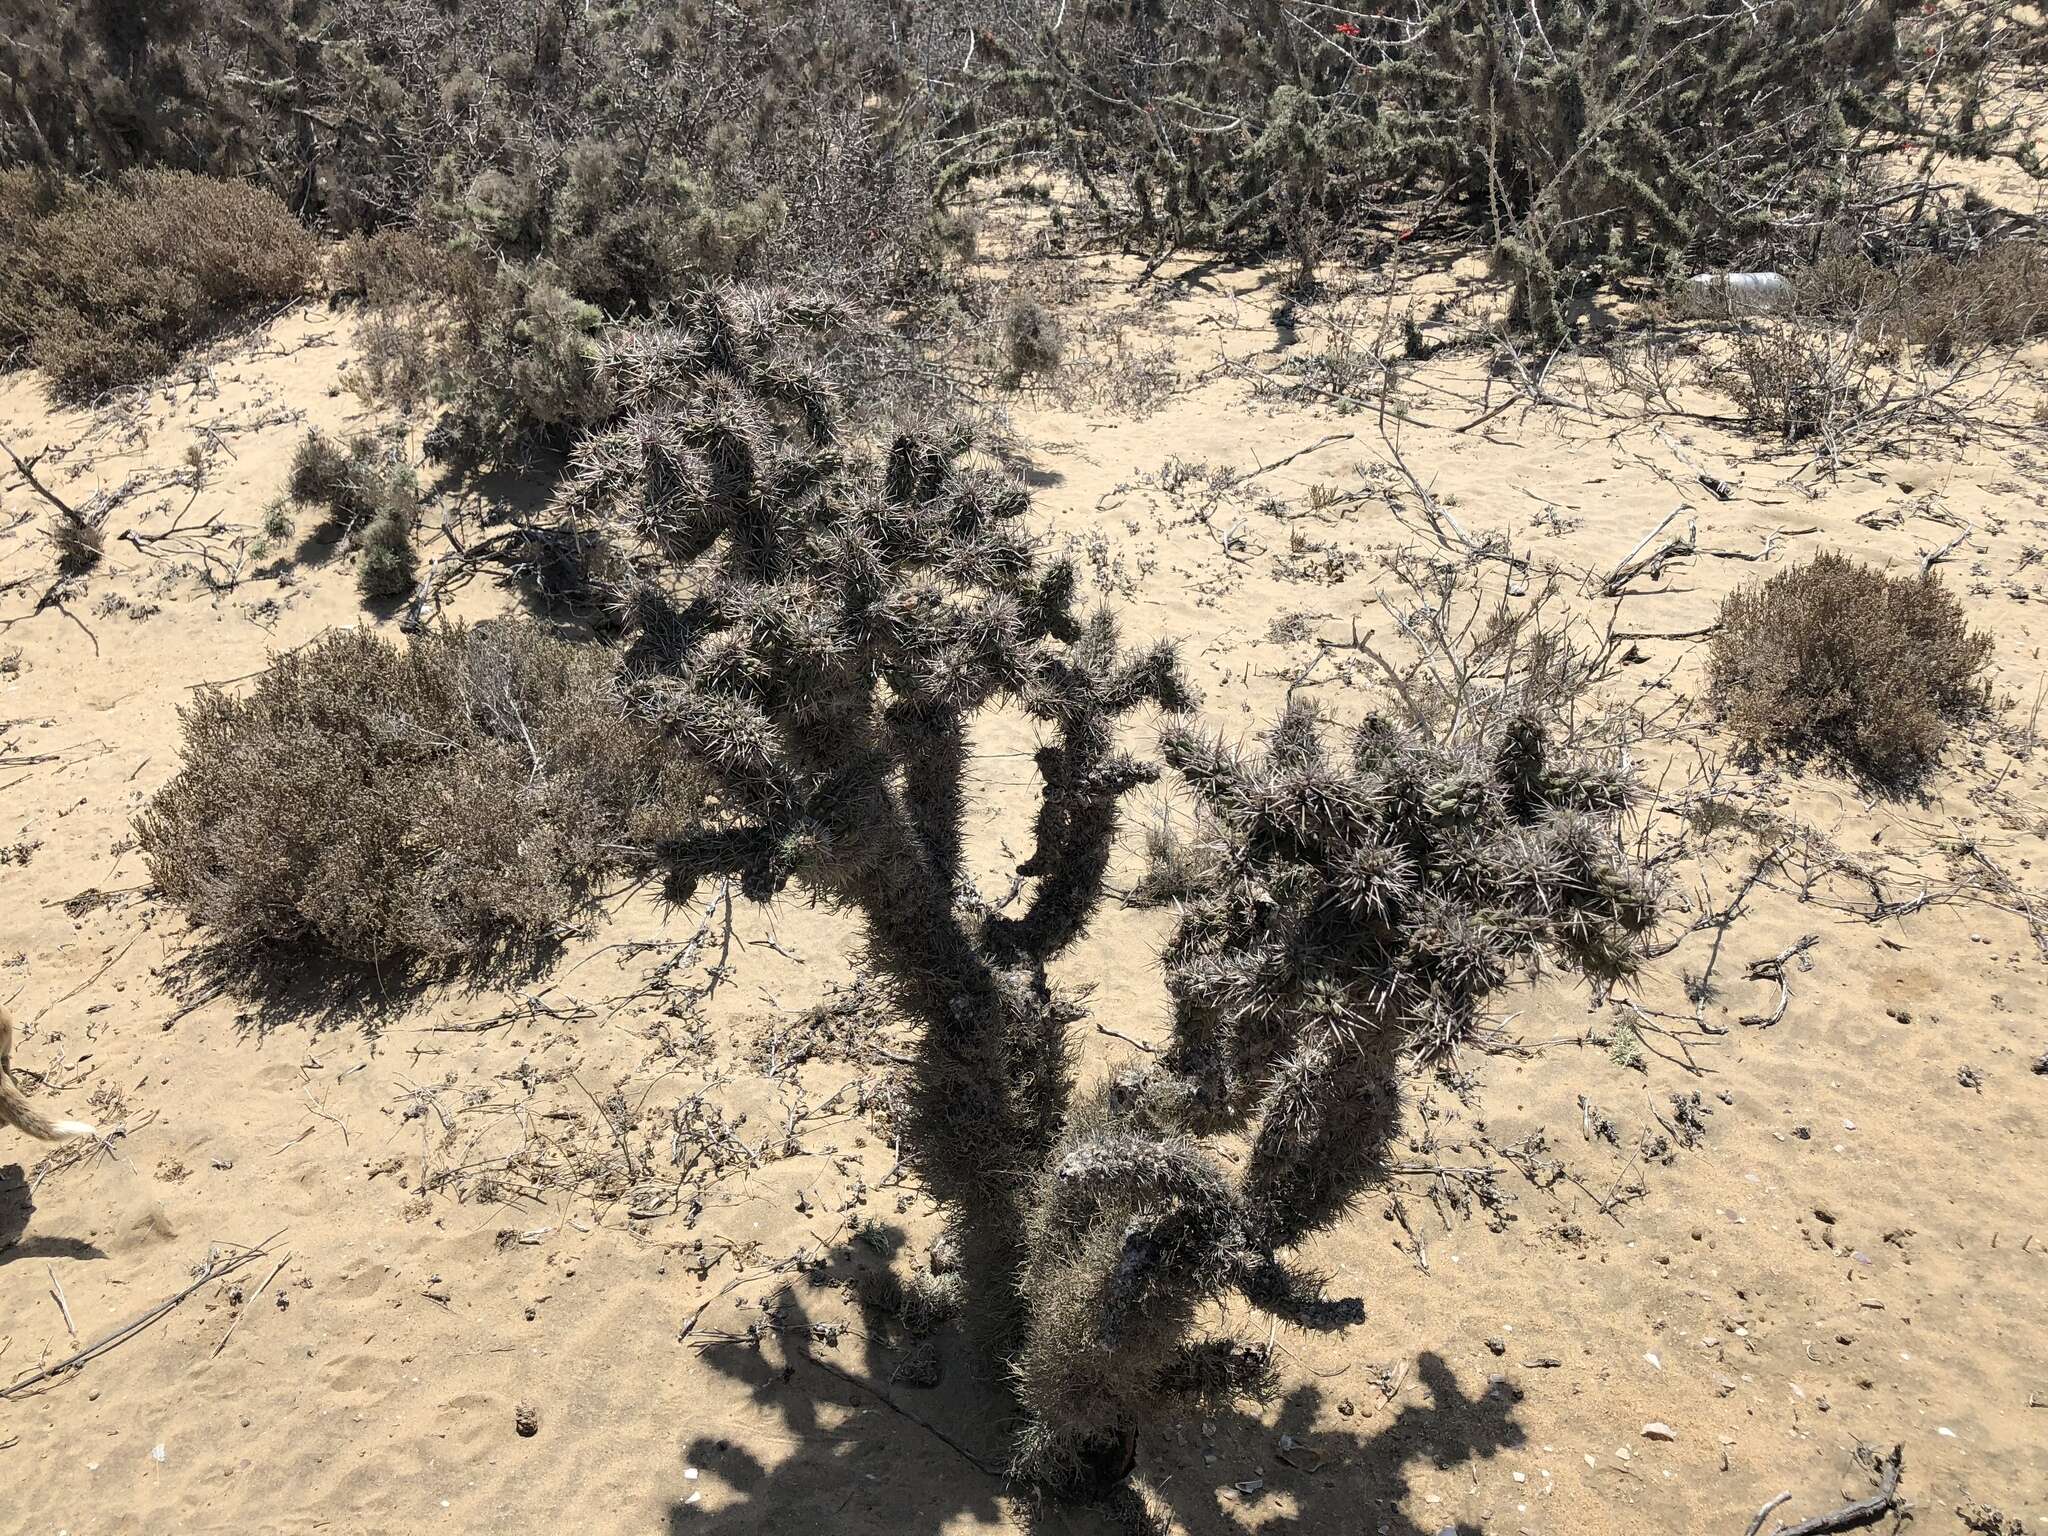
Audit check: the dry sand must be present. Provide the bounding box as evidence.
[2,254,2045,1535]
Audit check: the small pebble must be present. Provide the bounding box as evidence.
[1642,1422,1677,1442]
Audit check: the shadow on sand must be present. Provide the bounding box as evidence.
[664,1240,1523,1535]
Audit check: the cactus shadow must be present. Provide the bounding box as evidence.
[664,1259,1525,1536]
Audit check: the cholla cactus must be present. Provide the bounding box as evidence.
[1011,700,1654,1490]
[558,288,1653,1499]
[551,283,1191,1382]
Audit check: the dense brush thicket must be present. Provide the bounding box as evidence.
[0,169,312,398]
[1709,552,1993,786]
[948,0,2035,330]
[5,0,2036,407]
[138,623,702,963]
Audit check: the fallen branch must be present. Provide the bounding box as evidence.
[1604,506,1697,594]
[2,1238,279,1399]
[1739,934,1821,1027]
[1745,1493,1795,1536]
[0,438,82,522]
[1919,528,1972,575]
[1763,1445,1905,1536]
[1242,432,1355,480]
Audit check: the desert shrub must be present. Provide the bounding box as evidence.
[137,623,702,964]
[1128,810,1221,908]
[288,431,367,511]
[285,429,420,600]
[353,258,612,461]
[1712,320,1874,445]
[998,293,1063,384]
[355,507,419,600]
[0,169,313,399]
[953,0,2032,338]
[45,504,106,574]
[1800,240,2048,362]
[1708,552,1993,784]
[550,285,1656,1498]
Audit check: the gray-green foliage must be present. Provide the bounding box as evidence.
[137,622,702,964]
[286,428,424,601]
[1013,699,1654,1486]
[955,0,1914,329]
[556,285,1657,1496]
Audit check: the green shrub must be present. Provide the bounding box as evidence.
[356,508,419,600]
[354,259,611,461]
[1708,552,1993,784]
[137,623,702,964]
[0,170,314,400]
[285,429,423,600]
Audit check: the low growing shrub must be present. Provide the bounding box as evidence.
[137,623,702,964]
[0,170,314,400]
[355,506,419,600]
[1708,552,1993,783]
[998,293,1063,385]
[46,504,106,574]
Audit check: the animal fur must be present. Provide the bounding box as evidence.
[0,1004,93,1142]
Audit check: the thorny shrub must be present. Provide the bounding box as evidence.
[532,285,1656,1498]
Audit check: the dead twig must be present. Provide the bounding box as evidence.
[1759,1445,1905,1536]
[1745,1493,1795,1536]
[2,1238,279,1399]
[211,1251,293,1359]
[1242,432,1356,480]
[1739,934,1821,1027]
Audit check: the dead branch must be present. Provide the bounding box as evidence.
[0,437,82,521]
[1745,1493,1795,1536]
[1242,432,1355,480]
[1,1237,280,1398]
[1919,527,1972,574]
[1761,1445,1905,1536]
[1739,934,1821,1027]
[1603,506,1697,594]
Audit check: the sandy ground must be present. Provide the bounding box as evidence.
[2,250,2046,1536]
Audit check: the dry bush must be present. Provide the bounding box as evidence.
[0,170,313,399]
[1128,810,1222,908]
[1712,321,1876,446]
[137,623,702,964]
[1708,552,1993,785]
[351,256,612,461]
[1685,239,2046,453]
[1803,241,2048,362]
[998,292,1063,385]
[45,504,105,574]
